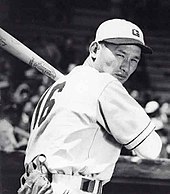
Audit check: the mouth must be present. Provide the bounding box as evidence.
[114,73,127,81]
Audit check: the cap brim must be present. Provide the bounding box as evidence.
[102,38,153,54]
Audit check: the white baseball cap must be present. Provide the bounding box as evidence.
[95,19,152,54]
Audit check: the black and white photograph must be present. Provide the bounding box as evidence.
[0,1,170,194]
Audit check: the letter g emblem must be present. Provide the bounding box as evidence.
[132,29,140,37]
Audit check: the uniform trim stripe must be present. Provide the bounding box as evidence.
[124,121,156,150]
[124,121,151,146]
[128,127,155,150]
[98,102,111,134]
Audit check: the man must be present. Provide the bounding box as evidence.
[18,19,162,194]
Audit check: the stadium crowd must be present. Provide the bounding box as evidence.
[0,35,170,159]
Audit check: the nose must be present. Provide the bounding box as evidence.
[120,58,130,73]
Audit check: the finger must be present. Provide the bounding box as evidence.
[37,181,53,194]
[31,177,52,194]
[17,184,32,194]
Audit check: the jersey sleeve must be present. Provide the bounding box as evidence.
[97,80,156,150]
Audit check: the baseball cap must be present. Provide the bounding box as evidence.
[95,19,152,54]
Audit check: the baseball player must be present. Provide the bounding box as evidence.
[18,19,162,194]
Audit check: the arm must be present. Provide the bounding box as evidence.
[97,79,162,159]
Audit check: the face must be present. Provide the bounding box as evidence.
[92,42,141,84]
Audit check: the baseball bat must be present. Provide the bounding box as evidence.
[0,28,64,81]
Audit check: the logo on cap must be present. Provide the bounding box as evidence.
[132,29,140,37]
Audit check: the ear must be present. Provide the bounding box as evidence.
[89,41,100,59]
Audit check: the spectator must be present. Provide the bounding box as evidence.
[59,36,77,74]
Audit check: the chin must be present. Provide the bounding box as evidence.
[120,79,127,84]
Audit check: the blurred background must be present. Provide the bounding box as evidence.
[0,0,170,193]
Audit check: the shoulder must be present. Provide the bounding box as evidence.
[66,65,127,97]
[69,65,118,84]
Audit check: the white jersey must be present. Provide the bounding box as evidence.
[25,65,155,183]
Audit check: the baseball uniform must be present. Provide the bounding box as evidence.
[25,65,155,193]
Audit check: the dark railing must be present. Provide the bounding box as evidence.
[1,151,170,194]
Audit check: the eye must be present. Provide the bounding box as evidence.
[116,53,125,58]
[130,59,139,67]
